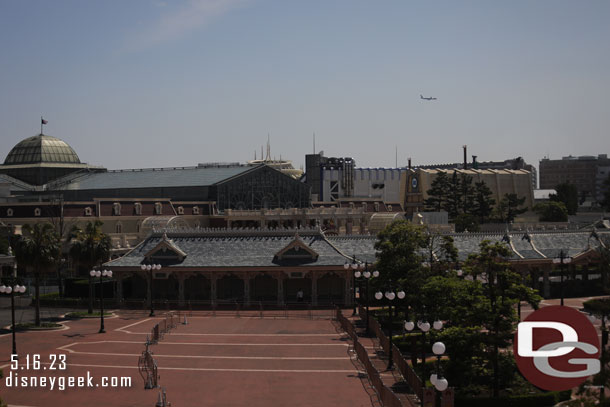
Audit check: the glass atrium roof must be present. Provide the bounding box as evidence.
[4,134,81,165]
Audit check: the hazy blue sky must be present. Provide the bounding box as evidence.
[1,0,609,171]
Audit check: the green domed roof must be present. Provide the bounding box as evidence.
[4,134,81,165]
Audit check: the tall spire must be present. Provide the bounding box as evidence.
[266,133,271,161]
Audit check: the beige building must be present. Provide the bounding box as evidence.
[402,168,535,216]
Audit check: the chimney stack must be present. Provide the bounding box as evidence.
[463,145,468,169]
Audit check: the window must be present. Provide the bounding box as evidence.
[84,207,92,216]
[115,222,122,234]
[177,206,184,215]
[134,202,142,215]
[374,202,380,212]
[192,206,200,215]
[112,202,121,216]
[34,207,41,217]
[154,202,162,215]
[6,208,13,217]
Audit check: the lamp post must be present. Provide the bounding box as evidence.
[375,286,405,370]
[358,265,379,335]
[430,341,449,407]
[405,317,443,383]
[552,249,572,306]
[344,255,363,315]
[141,263,161,317]
[90,269,112,333]
[0,282,27,355]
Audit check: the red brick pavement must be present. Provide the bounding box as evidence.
[0,312,374,407]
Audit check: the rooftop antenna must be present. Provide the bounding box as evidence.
[261,145,264,161]
[313,132,316,154]
[266,133,271,161]
[254,150,257,160]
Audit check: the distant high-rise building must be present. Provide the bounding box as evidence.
[539,154,610,203]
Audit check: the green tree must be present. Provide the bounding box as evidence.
[459,174,476,215]
[550,182,578,215]
[12,223,61,327]
[423,232,458,274]
[472,181,496,222]
[69,220,111,314]
[533,201,568,222]
[454,213,480,232]
[374,220,428,311]
[445,172,463,219]
[464,241,541,398]
[424,171,451,212]
[495,193,528,223]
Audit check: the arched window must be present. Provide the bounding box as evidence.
[116,222,123,234]
[154,202,162,215]
[134,202,142,215]
[6,208,13,217]
[192,206,200,215]
[112,202,121,216]
[177,206,184,215]
[84,207,92,216]
[34,207,41,217]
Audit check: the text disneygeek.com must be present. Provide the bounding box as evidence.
[4,354,132,391]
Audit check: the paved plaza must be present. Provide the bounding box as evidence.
[0,310,374,407]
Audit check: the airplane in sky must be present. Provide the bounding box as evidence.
[420,94,437,101]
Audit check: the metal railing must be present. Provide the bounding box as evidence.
[363,307,454,407]
[335,308,407,407]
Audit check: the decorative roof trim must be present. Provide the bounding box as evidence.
[144,233,187,260]
[274,232,319,260]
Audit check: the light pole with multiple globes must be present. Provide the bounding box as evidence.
[141,263,162,317]
[375,285,405,369]
[405,317,444,383]
[552,249,572,306]
[0,282,27,355]
[344,256,364,315]
[90,269,112,333]
[430,341,449,407]
[356,264,379,334]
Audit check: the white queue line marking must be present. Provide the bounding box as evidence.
[58,362,363,373]
[53,350,350,360]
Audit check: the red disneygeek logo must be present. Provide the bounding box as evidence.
[514,305,601,391]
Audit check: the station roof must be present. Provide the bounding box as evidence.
[105,228,609,269]
[49,165,258,191]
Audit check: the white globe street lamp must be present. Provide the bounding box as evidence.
[1,281,27,354]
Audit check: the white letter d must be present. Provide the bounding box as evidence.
[518,321,577,357]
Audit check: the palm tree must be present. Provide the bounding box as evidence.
[12,223,61,326]
[69,220,111,314]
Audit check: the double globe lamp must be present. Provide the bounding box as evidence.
[90,269,113,333]
[0,284,26,295]
[141,264,162,317]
